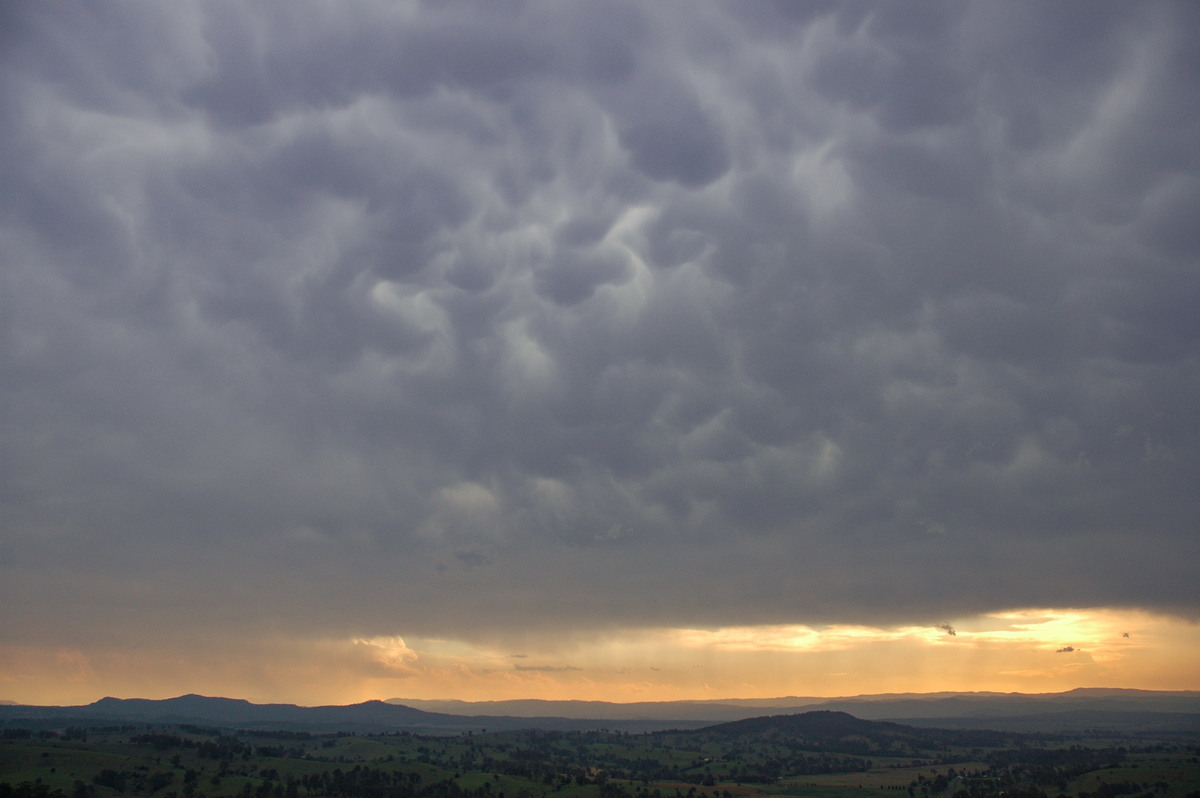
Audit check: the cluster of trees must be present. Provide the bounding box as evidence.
[450,730,873,786]
[900,747,1171,798]
[4,720,1197,798]
[0,785,62,798]
[986,745,1127,784]
[130,734,309,763]
[1,731,90,743]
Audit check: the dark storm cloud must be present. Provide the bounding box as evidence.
[2,1,1198,651]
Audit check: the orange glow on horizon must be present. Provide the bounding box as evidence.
[2,607,1197,707]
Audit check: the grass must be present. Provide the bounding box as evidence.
[3,725,1198,798]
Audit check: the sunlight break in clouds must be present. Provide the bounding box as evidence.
[1,608,1196,706]
[353,636,420,672]
[344,608,1200,704]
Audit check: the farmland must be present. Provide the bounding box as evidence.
[3,712,1198,798]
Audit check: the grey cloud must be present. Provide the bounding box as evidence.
[618,93,731,187]
[535,246,632,306]
[2,0,1199,655]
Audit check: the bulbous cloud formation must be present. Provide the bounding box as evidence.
[2,0,1198,653]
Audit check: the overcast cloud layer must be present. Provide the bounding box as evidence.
[3,1,1199,659]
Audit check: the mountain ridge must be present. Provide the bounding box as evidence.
[385,688,1200,721]
[0,694,703,734]
[2,689,1198,735]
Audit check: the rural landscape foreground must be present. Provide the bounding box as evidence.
[3,691,1199,798]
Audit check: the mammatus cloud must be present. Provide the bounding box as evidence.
[1,1,1198,703]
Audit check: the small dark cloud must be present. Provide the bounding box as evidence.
[612,71,731,188]
[620,111,730,188]
[454,551,491,569]
[535,247,632,306]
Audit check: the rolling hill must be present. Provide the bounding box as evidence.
[2,689,1198,735]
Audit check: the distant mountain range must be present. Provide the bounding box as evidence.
[388,688,1200,726]
[0,694,682,734]
[2,688,1198,735]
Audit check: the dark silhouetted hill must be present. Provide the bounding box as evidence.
[3,690,1198,735]
[688,710,1022,753]
[390,689,1200,733]
[0,694,704,734]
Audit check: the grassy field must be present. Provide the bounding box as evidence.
[2,721,1198,798]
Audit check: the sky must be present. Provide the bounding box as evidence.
[2,1,1199,708]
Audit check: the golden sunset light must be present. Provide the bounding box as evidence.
[3,608,1196,708]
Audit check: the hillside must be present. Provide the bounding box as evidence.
[3,709,1198,798]
[389,688,1200,733]
[0,694,701,734]
[4,690,1199,735]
